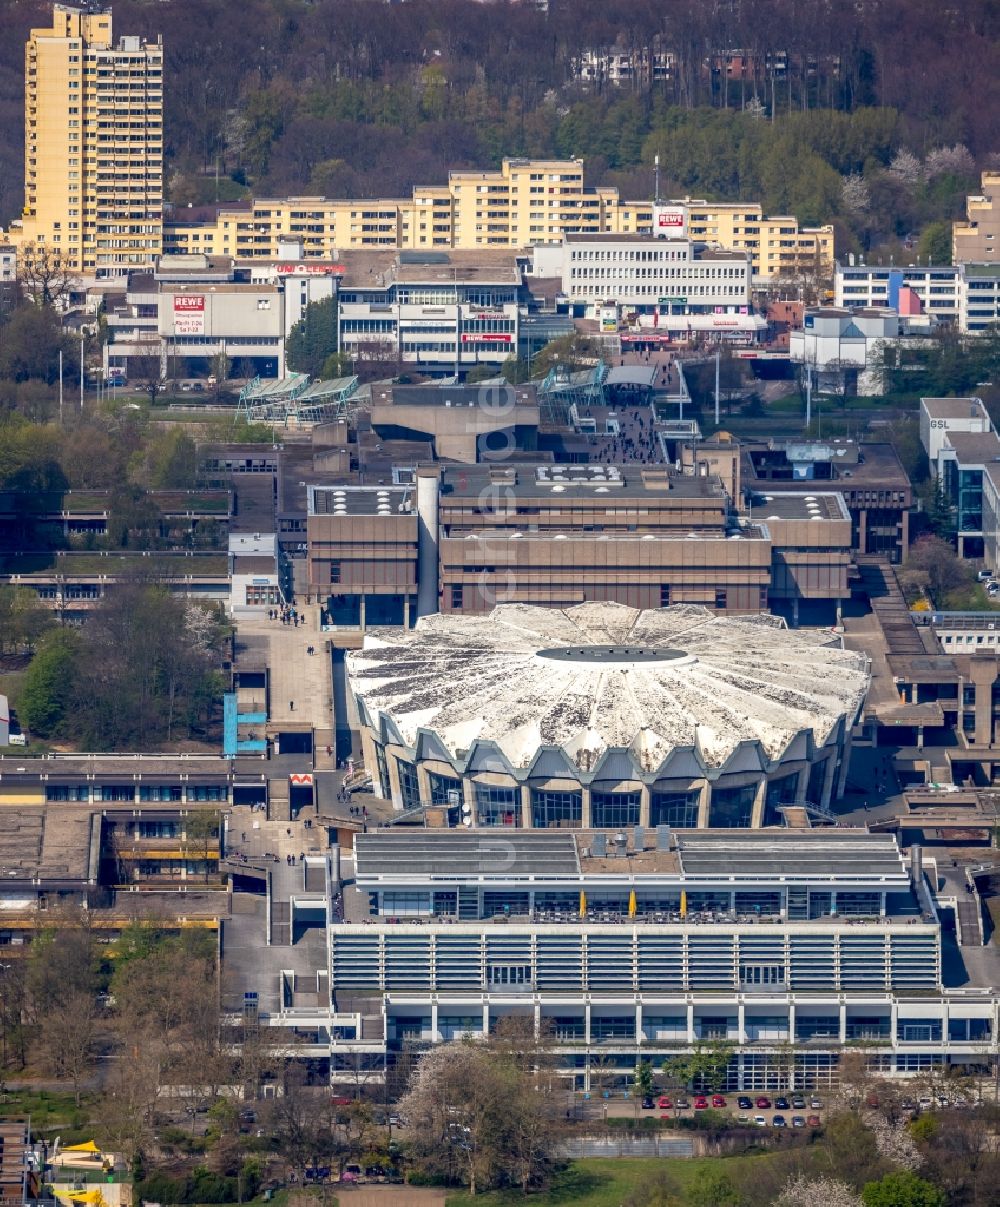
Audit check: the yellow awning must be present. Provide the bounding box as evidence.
[628,889,637,918]
[680,890,687,919]
[63,1143,100,1154]
[579,890,587,918]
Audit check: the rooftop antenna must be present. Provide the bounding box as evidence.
[654,154,661,206]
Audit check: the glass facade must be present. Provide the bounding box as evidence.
[474,784,520,827]
[650,789,700,827]
[591,790,640,829]
[427,772,462,807]
[708,783,756,828]
[530,789,582,829]
[397,759,421,809]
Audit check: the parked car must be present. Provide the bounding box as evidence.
[810,1096,823,1109]
[977,569,994,582]
[737,1113,750,1124]
[807,1114,821,1128]
[657,1095,673,1110]
[775,1096,790,1110]
[756,1096,772,1109]
[340,1165,361,1184]
[641,1096,655,1110]
[675,1098,691,1110]
[693,1096,709,1110]
[711,1094,727,1108]
[791,1115,806,1128]
[180,381,194,392]
[772,1114,787,1127]
[918,1096,933,1111]
[737,1096,753,1110]
[791,1095,806,1110]
[754,1115,767,1126]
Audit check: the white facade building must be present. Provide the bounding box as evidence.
[789,308,901,395]
[836,262,1000,333]
[919,396,992,468]
[537,234,755,333]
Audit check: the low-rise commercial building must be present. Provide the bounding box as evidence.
[835,260,1000,333]
[789,307,903,396]
[533,233,756,336]
[336,250,522,378]
[920,399,1000,561]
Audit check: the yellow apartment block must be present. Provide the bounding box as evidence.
[10,2,162,276]
[953,171,1000,265]
[162,158,828,283]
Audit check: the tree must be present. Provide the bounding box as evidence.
[16,243,78,309]
[861,1171,946,1207]
[184,810,221,883]
[130,354,166,405]
[285,296,338,378]
[776,1175,863,1207]
[0,585,51,655]
[636,1058,654,1100]
[17,628,81,736]
[0,304,74,384]
[917,222,951,266]
[399,1034,563,1195]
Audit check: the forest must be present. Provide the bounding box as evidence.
[1,0,999,254]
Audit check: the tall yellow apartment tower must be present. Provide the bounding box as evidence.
[17,2,163,277]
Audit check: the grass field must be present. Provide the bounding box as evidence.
[444,1154,779,1206]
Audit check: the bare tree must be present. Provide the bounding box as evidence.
[17,242,79,309]
[130,354,166,405]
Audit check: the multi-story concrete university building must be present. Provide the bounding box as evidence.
[305,467,855,630]
[234,829,998,1091]
[11,2,163,276]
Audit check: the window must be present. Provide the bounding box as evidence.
[428,772,462,807]
[450,585,463,609]
[591,790,640,829]
[650,790,699,827]
[708,783,755,828]
[137,821,178,838]
[475,783,520,827]
[138,785,182,802]
[396,760,421,809]
[488,964,531,986]
[531,789,582,829]
[99,785,135,802]
[659,584,671,607]
[740,964,785,986]
[46,785,89,802]
[187,785,224,802]
[714,589,727,609]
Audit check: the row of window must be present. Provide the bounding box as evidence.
[46,785,226,803]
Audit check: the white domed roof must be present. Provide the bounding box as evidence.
[347,603,869,770]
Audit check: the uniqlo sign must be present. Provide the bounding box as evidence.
[173,294,206,335]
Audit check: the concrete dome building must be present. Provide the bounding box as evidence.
[348,602,869,830]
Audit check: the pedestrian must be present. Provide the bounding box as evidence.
[289,700,294,711]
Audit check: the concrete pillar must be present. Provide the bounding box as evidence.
[581,787,592,829]
[403,595,410,629]
[737,1001,746,1044]
[917,725,924,751]
[534,1001,542,1040]
[788,1001,796,1051]
[639,784,651,828]
[482,1000,490,1035]
[687,1001,695,1044]
[970,657,996,747]
[463,777,477,827]
[858,507,868,554]
[635,1002,643,1046]
[750,779,768,829]
[431,1000,439,1043]
[697,780,711,828]
[520,783,532,828]
[416,468,441,619]
[839,1002,847,1045]
[585,1001,592,1046]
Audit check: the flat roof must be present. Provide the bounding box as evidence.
[355,831,581,878]
[337,248,522,289]
[921,397,986,419]
[440,464,726,502]
[353,829,912,888]
[374,383,537,409]
[308,484,412,517]
[942,429,1000,464]
[749,492,848,520]
[676,831,908,879]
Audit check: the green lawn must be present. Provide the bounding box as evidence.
[444,1154,778,1206]
[0,1088,95,1136]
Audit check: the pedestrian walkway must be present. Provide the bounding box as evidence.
[235,605,334,731]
